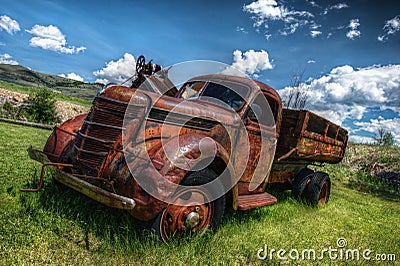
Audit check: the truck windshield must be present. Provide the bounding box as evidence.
[179,81,248,111]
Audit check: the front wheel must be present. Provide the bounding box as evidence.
[151,169,225,242]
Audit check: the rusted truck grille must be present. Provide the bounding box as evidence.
[74,96,128,176]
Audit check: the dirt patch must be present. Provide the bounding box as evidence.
[0,88,89,123]
[0,88,29,103]
[55,101,89,123]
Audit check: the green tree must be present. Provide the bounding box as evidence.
[25,88,56,124]
[374,127,395,146]
[382,131,394,146]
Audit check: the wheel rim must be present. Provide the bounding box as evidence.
[159,187,213,241]
[136,56,145,74]
[318,181,329,205]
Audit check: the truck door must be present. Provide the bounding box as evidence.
[238,93,277,193]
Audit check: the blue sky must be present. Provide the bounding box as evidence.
[1,0,400,144]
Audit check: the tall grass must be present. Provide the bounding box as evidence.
[0,121,399,265]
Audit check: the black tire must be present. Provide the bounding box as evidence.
[133,218,153,233]
[291,168,314,200]
[53,140,75,189]
[151,168,225,242]
[59,140,76,165]
[303,172,331,206]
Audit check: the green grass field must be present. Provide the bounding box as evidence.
[0,121,399,265]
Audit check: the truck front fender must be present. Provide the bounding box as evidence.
[43,113,87,162]
[107,133,238,221]
[151,133,237,204]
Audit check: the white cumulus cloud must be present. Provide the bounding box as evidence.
[323,3,349,15]
[310,30,322,38]
[279,64,400,144]
[279,64,400,134]
[0,15,20,34]
[59,72,84,82]
[26,25,86,54]
[0,53,19,65]
[330,3,349,10]
[236,26,248,34]
[378,15,400,42]
[93,53,136,84]
[243,0,315,36]
[348,135,375,144]
[346,19,361,39]
[224,49,273,77]
[306,1,320,8]
[353,118,400,145]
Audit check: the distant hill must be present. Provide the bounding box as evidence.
[0,64,102,101]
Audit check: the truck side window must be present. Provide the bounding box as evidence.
[248,94,276,126]
[180,81,206,99]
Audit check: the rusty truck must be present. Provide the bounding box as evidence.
[24,56,348,242]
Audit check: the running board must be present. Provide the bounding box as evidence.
[237,192,277,210]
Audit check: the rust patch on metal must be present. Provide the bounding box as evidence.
[237,192,277,210]
[275,108,348,164]
[158,186,213,241]
[43,113,86,162]
[237,182,263,195]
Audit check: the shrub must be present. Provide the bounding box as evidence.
[1,101,26,120]
[24,88,56,124]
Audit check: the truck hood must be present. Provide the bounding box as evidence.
[102,85,242,128]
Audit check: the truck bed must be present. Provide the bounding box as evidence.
[275,108,348,164]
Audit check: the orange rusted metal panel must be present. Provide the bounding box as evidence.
[275,108,348,164]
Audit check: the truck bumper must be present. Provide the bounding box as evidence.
[27,147,136,210]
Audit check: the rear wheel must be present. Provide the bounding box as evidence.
[303,172,331,206]
[291,168,314,200]
[152,169,225,242]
